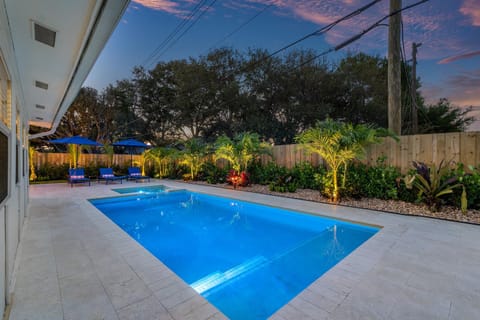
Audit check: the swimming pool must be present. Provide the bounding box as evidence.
[112,185,168,194]
[91,191,379,319]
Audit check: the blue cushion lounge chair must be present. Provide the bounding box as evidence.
[127,167,150,182]
[99,168,126,185]
[68,168,91,187]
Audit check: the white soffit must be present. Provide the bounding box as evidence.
[4,0,129,133]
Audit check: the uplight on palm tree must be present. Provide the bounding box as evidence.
[296,119,394,202]
[214,132,272,173]
[178,138,209,180]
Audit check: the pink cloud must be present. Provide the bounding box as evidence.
[292,7,339,25]
[132,0,186,15]
[438,50,480,64]
[460,0,480,26]
[422,69,480,121]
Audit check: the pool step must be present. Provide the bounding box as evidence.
[191,256,268,294]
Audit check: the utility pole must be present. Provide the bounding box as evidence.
[411,42,421,134]
[388,0,402,135]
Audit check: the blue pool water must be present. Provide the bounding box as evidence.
[90,191,379,319]
[113,184,168,194]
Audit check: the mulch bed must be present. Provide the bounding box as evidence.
[184,181,480,225]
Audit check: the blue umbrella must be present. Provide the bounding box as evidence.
[49,135,103,146]
[49,136,103,168]
[112,139,149,166]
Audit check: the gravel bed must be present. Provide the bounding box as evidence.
[185,181,480,225]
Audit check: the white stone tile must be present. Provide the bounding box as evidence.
[117,295,173,320]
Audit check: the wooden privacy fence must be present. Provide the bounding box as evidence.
[264,132,480,173]
[32,132,480,173]
[32,153,142,168]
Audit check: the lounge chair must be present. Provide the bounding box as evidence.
[68,168,91,187]
[127,167,150,182]
[99,168,126,185]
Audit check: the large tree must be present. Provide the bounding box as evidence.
[418,98,474,133]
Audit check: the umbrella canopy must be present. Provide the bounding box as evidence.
[112,139,148,148]
[49,135,103,146]
[49,136,102,168]
[112,139,149,166]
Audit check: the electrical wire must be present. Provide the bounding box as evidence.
[206,3,274,52]
[207,0,432,125]
[147,0,218,67]
[134,0,430,139]
[243,0,384,75]
[142,0,209,67]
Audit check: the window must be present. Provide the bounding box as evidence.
[0,60,11,128]
[0,130,8,203]
[16,141,18,184]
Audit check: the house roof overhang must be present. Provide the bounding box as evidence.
[2,0,129,139]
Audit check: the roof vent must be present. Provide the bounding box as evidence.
[35,117,44,121]
[35,104,46,110]
[33,22,56,47]
[35,80,49,90]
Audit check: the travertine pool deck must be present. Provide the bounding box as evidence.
[9,180,480,320]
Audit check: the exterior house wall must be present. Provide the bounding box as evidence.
[0,16,29,310]
[0,0,129,315]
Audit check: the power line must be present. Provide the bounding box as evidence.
[297,0,430,69]
[245,0,384,73]
[205,3,274,52]
[206,0,431,121]
[137,0,387,128]
[142,0,209,67]
[147,0,218,67]
[136,0,429,132]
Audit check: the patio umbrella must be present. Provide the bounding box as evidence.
[112,138,149,166]
[49,135,103,168]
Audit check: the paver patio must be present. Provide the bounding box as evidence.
[8,180,480,320]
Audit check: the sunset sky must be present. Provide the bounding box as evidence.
[84,0,480,130]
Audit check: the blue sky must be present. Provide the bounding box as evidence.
[84,0,480,130]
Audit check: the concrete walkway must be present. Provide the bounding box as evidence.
[9,180,480,320]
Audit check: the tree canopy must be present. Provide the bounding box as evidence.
[31,48,475,149]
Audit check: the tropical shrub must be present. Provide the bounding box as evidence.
[248,161,288,185]
[269,174,297,193]
[362,157,401,200]
[406,161,467,212]
[296,119,393,202]
[314,170,335,199]
[290,162,323,190]
[200,162,228,184]
[227,170,249,188]
[447,164,480,209]
[178,138,210,180]
[35,163,70,181]
[215,132,272,182]
[145,147,177,178]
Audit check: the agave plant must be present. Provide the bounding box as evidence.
[409,160,467,213]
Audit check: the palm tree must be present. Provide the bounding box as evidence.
[296,119,393,202]
[67,144,79,169]
[144,147,177,178]
[103,143,114,168]
[178,138,210,180]
[214,132,272,173]
[29,146,37,181]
